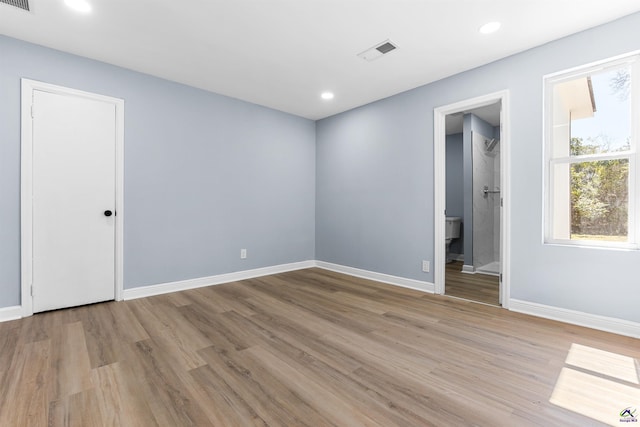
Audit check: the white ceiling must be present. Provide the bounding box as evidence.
[2,1,639,120]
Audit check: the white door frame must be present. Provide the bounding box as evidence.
[433,90,511,308]
[20,79,125,317]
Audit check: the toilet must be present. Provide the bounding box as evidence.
[445,217,462,263]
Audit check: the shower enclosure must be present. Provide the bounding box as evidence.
[472,132,500,275]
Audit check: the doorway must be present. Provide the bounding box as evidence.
[433,91,510,307]
[21,79,124,316]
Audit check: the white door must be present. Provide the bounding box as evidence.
[31,89,116,312]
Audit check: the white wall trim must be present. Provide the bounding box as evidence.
[123,260,315,300]
[0,306,23,322]
[461,264,475,274]
[315,261,435,294]
[82,260,436,302]
[20,79,125,317]
[510,299,640,339]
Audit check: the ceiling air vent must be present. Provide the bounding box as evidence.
[0,0,29,11]
[357,39,398,62]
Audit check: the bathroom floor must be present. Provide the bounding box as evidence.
[445,261,499,306]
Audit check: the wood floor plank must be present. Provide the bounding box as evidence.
[244,275,379,335]
[247,345,385,427]
[90,362,158,427]
[445,260,500,305]
[14,310,54,345]
[194,282,259,317]
[239,331,437,427]
[48,388,106,427]
[48,321,93,400]
[123,338,212,426]
[196,345,336,427]
[0,321,20,379]
[178,304,256,353]
[76,303,124,369]
[127,298,209,371]
[0,268,638,426]
[242,287,372,340]
[245,311,365,375]
[105,300,150,343]
[189,362,270,427]
[66,389,105,427]
[0,339,51,427]
[320,329,442,384]
[350,365,456,427]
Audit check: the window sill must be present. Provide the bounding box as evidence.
[544,240,639,251]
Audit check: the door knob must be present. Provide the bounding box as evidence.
[104,210,113,217]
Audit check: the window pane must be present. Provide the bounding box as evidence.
[570,159,628,241]
[546,54,638,246]
[570,67,631,155]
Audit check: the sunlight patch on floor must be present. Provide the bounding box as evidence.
[550,344,640,426]
[565,343,639,384]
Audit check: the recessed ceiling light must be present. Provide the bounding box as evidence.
[321,92,334,100]
[64,0,91,13]
[479,21,501,34]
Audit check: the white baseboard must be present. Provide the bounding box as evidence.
[509,299,640,339]
[0,305,22,322]
[461,264,475,274]
[315,261,435,294]
[123,260,315,300]
[123,259,434,301]
[4,261,639,340]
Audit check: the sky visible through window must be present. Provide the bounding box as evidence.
[570,68,631,152]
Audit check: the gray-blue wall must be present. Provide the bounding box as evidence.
[316,12,640,323]
[445,133,463,255]
[445,133,464,218]
[0,35,316,307]
[315,99,432,278]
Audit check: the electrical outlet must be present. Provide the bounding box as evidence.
[240,249,247,259]
[422,260,430,272]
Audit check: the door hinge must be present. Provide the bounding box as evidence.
[30,105,35,119]
[499,273,503,282]
[500,197,503,207]
[30,285,34,296]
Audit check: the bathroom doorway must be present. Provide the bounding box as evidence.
[433,91,510,307]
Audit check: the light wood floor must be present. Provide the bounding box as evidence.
[1,268,638,426]
[445,260,500,306]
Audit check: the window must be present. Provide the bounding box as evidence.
[544,53,639,248]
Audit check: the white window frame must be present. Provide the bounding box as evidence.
[544,52,640,250]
